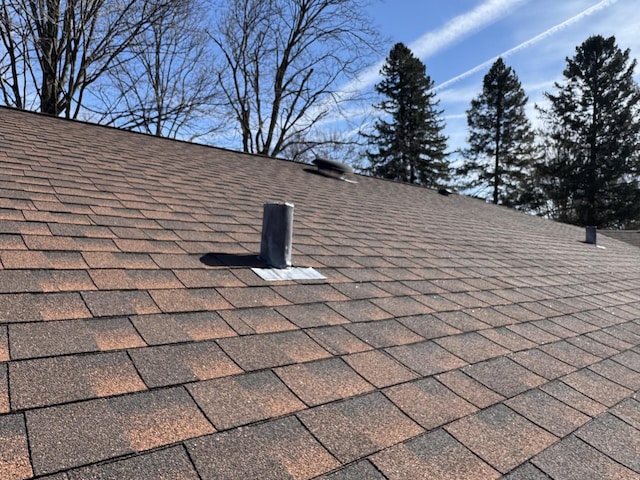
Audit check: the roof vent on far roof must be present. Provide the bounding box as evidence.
[312,158,355,182]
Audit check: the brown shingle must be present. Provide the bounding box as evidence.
[0,292,91,322]
[386,341,467,376]
[435,332,509,363]
[462,357,545,397]
[66,445,199,479]
[27,387,214,475]
[346,319,424,348]
[129,341,242,388]
[275,357,374,406]
[277,303,349,328]
[9,317,145,360]
[371,429,500,480]
[218,331,330,371]
[82,290,160,316]
[445,404,557,474]
[187,370,305,430]
[9,352,146,409]
[0,414,33,479]
[88,269,182,290]
[186,417,339,479]
[131,311,237,345]
[561,369,632,407]
[344,349,418,388]
[220,307,297,334]
[307,326,373,355]
[435,370,505,409]
[532,435,639,480]
[384,378,477,429]
[298,392,423,462]
[150,288,232,312]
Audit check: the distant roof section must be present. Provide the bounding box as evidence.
[0,107,640,479]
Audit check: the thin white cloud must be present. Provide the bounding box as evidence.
[320,0,530,111]
[434,0,620,91]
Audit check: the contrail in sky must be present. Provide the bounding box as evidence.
[435,0,619,91]
[326,0,529,104]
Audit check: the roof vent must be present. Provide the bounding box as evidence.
[259,201,294,269]
[585,226,597,245]
[312,158,354,182]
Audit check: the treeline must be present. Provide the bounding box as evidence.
[365,36,640,229]
[0,0,381,156]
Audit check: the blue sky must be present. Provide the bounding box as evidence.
[341,0,640,155]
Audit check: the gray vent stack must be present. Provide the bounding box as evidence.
[259,202,294,269]
[586,226,597,245]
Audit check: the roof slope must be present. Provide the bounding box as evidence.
[1,107,640,479]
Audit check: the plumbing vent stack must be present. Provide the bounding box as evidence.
[260,202,294,269]
[586,226,597,245]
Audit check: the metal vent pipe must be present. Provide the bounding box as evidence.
[259,202,294,268]
[586,226,597,245]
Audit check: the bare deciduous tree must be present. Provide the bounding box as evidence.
[210,0,382,158]
[89,0,220,139]
[0,0,174,118]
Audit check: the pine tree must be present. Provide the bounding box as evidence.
[535,35,640,228]
[365,43,449,187]
[457,58,536,206]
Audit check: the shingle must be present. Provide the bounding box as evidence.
[611,398,640,428]
[218,330,331,370]
[397,313,461,339]
[217,286,290,308]
[9,351,146,409]
[327,299,393,322]
[500,462,550,480]
[66,445,199,480]
[308,326,373,355]
[567,334,619,358]
[276,303,349,328]
[27,387,214,475]
[186,417,339,480]
[540,380,607,417]
[346,319,424,348]
[478,327,536,351]
[611,349,640,373]
[562,369,633,407]
[371,429,500,480]
[0,292,91,322]
[539,340,601,368]
[0,414,33,479]
[9,317,145,359]
[386,341,467,376]
[275,357,373,406]
[589,358,640,390]
[532,435,639,480]
[298,392,423,462]
[130,311,236,345]
[82,290,160,317]
[220,306,297,334]
[463,357,545,397]
[0,364,8,413]
[435,332,509,363]
[172,268,245,287]
[187,370,304,430]
[88,269,182,290]
[344,350,418,387]
[0,325,8,361]
[272,284,348,303]
[445,404,557,474]
[371,295,432,317]
[149,288,232,312]
[464,306,516,327]
[332,282,392,300]
[510,348,576,379]
[435,370,505,409]
[384,377,477,429]
[317,461,385,480]
[506,323,560,344]
[434,310,491,332]
[81,251,158,269]
[505,389,590,436]
[575,413,640,471]
[129,341,242,388]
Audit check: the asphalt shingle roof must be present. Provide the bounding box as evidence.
[1,106,640,479]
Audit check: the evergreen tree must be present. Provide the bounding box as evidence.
[457,58,537,206]
[365,43,449,187]
[535,35,640,228]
